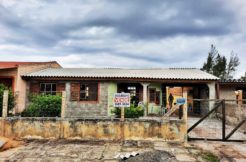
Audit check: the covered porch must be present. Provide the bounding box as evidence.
[108,81,217,117]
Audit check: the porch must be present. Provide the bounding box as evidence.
[109,82,217,117]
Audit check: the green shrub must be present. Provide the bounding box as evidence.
[112,105,144,118]
[0,84,15,116]
[21,94,61,117]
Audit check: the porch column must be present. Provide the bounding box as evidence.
[2,90,9,118]
[141,83,150,116]
[61,91,67,118]
[207,82,216,111]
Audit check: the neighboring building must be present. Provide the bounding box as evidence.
[219,79,246,104]
[0,61,61,112]
[22,68,219,117]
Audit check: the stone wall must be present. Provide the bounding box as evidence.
[0,118,187,142]
[65,82,109,117]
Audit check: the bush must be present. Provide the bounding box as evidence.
[21,94,61,117]
[0,84,15,116]
[112,105,144,118]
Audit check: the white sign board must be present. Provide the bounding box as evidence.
[113,93,130,107]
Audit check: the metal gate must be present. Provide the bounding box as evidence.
[187,99,246,142]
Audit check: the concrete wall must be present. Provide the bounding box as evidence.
[219,86,237,100]
[200,86,209,115]
[0,118,187,142]
[217,103,246,130]
[65,82,109,117]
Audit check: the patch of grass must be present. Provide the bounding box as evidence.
[201,152,219,162]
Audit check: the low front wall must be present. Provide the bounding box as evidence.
[0,118,187,142]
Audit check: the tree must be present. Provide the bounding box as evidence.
[202,44,217,74]
[201,45,240,79]
[226,51,240,79]
[241,72,246,81]
[212,54,227,79]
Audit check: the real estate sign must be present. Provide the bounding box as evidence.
[113,93,130,107]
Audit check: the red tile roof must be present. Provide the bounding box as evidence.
[0,61,58,69]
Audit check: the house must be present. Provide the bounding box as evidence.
[22,68,219,117]
[0,61,61,112]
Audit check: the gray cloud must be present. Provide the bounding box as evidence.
[87,0,236,39]
[0,0,237,46]
[0,0,245,78]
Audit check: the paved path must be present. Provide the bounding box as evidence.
[0,139,214,162]
[190,141,246,162]
[188,117,246,141]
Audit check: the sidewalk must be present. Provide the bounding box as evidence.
[0,139,221,162]
[190,141,246,162]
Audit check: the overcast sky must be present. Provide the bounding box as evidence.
[0,0,245,78]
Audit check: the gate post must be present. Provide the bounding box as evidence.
[61,91,67,118]
[2,90,9,118]
[222,99,226,141]
[182,103,188,142]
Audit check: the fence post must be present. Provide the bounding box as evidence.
[61,91,67,118]
[2,90,9,118]
[222,99,226,141]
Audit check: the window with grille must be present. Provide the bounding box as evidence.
[80,83,98,101]
[40,83,56,95]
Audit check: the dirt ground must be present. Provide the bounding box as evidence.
[0,137,23,152]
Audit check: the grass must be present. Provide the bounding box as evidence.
[201,152,220,162]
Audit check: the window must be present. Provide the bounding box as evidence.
[40,83,56,95]
[127,86,136,96]
[149,89,160,105]
[80,83,98,101]
[155,91,160,105]
[149,88,156,103]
